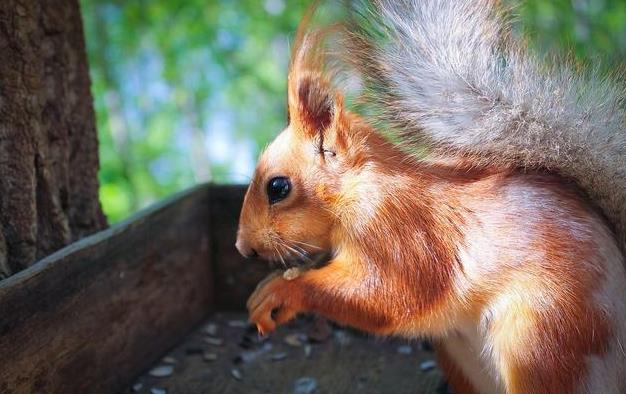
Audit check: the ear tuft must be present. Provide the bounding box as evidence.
[287,9,343,139]
[297,76,333,134]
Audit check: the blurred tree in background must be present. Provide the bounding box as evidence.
[80,0,626,223]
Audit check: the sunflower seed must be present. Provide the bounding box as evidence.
[333,330,351,347]
[231,368,243,381]
[204,337,224,346]
[271,352,287,361]
[204,323,219,336]
[420,360,437,371]
[397,345,413,355]
[228,320,248,328]
[284,333,304,347]
[148,365,174,378]
[293,377,317,394]
[202,352,218,362]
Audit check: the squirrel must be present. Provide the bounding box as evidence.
[235,1,626,393]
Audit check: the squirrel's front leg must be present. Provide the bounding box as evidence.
[247,254,393,336]
[246,271,303,335]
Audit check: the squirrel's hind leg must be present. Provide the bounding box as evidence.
[488,295,611,394]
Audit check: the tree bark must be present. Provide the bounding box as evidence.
[0,0,106,277]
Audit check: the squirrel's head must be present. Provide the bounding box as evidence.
[235,27,370,268]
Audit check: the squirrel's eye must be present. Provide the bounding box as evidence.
[267,176,291,205]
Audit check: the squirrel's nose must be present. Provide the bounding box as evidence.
[235,238,258,259]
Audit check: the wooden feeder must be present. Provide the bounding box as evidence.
[0,185,443,393]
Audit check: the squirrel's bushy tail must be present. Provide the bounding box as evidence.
[343,0,626,249]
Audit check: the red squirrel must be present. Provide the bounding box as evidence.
[236,1,626,393]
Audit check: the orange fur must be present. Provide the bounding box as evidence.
[236,18,626,394]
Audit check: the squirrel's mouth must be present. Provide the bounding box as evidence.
[268,250,332,271]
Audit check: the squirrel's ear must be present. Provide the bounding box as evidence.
[287,27,347,145]
[287,18,349,146]
[288,74,337,138]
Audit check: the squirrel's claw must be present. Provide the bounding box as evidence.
[247,273,301,335]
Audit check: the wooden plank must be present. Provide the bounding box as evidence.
[209,185,271,310]
[0,185,214,394]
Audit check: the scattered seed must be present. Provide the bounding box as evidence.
[204,337,224,346]
[303,344,312,358]
[271,352,287,361]
[131,382,143,392]
[204,323,219,336]
[238,342,273,363]
[241,353,256,363]
[293,377,317,394]
[420,360,437,371]
[397,345,413,355]
[202,352,218,362]
[162,356,177,364]
[228,320,248,328]
[284,333,303,347]
[148,365,174,378]
[150,388,167,394]
[333,330,351,347]
[230,368,243,381]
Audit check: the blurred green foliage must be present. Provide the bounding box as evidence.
[520,0,626,67]
[80,0,626,223]
[81,0,309,221]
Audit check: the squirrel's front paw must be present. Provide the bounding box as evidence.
[247,273,303,336]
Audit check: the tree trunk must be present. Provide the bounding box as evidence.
[0,0,106,277]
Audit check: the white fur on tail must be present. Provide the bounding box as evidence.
[344,0,626,250]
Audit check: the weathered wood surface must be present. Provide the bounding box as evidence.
[127,312,447,394]
[0,185,213,394]
[208,185,271,310]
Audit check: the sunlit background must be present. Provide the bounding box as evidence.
[79,0,626,223]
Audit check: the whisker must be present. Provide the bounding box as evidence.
[291,244,311,258]
[274,242,288,270]
[288,239,323,250]
[268,233,285,268]
[282,242,314,263]
[272,245,280,270]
